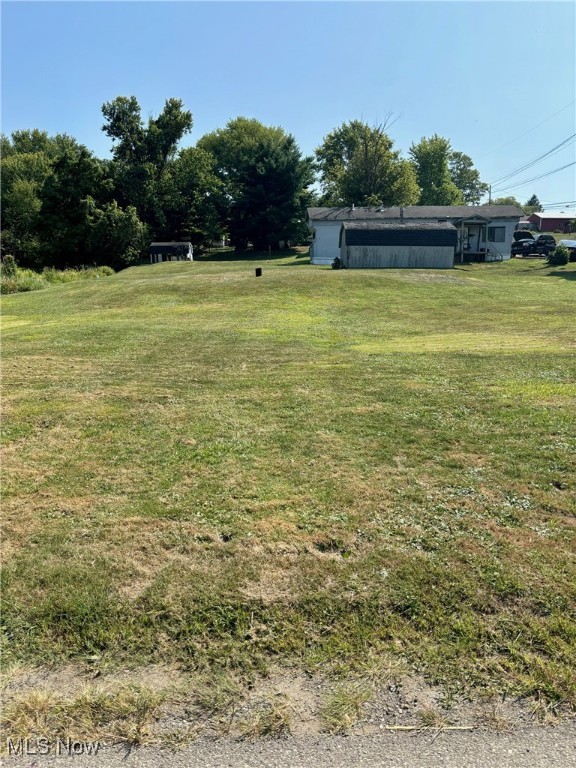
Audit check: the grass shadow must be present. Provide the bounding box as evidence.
[546,268,576,280]
[196,248,310,264]
[275,256,312,267]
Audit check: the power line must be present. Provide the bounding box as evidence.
[492,162,575,193]
[476,100,576,160]
[491,161,576,194]
[488,134,576,186]
[539,200,576,209]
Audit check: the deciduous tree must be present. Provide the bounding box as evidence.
[315,120,419,207]
[36,143,110,267]
[85,199,147,269]
[449,151,488,205]
[198,117,314,251]
[101,96,193,232]
[493,196,522,207]
[1,129,147,270]
[159,146,224,248]
[409,135,463,205]
[0,147,52,264]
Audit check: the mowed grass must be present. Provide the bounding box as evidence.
[2,251,576,714]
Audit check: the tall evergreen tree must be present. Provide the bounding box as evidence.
[524,194,543,214]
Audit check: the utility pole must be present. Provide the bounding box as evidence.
[488,185,492,204]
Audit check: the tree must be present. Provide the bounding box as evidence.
[158,146,224,248]
[493,196,523,207]
[101,96,146,165]
[524,194,543,214]
[0,132,72,265]
[85,199,147,269]
[0,178,44,265]
[409,135,464,205]
[1,129,147,270]
[1,148,52,264]
[198,117,314,251]
[315,120,419,207]
[4,129,51,156]
[101,96,193,232]
[448,151,488,205]
[36,143,111,267]
[36,142,149,269]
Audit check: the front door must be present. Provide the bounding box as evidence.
[467,225,482,252]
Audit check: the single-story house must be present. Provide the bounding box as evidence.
[149,242,193,263]
[339,222,457,269]
[308,205,524,265]
[527,212,575,233]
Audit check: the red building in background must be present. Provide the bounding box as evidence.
[528,212,575,232]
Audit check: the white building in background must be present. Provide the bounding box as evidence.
[149,242,193,263]
[308,205,524,265]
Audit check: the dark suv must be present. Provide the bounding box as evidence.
[511,230,536,257]
[533,234,557,256]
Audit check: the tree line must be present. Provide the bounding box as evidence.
[0,97,541,270]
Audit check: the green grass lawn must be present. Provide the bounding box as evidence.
[551,231,576,242]
[2,251,575,729]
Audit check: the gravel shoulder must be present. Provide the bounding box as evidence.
[3,665,575,767]
[4,725,576,768]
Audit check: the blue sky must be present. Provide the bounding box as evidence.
[2,1,575,209]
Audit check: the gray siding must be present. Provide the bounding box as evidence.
[342,245,454,269]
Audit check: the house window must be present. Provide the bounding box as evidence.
[487,226,505,242]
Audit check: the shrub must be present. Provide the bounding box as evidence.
[1,268,48,293]
[42,266,114,283]
[0,277,19,294]
[0,265,114,294]
[42,267,81,284]
[1,254,18,279]
[547,245,569,267]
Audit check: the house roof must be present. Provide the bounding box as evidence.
[528,212,575,220]
[308,205,524,222]
[341,221,456,231]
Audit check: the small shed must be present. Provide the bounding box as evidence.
[149,242,193,263]
[339,222,457,269]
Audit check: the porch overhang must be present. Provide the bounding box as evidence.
[454,216,492,263]
[452,215,491,225]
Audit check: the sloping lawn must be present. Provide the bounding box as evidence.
[2,253,575,716]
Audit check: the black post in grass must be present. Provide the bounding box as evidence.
[255,267,262,277]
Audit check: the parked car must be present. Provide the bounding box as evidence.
[511,230,536,257]
[557,239,576,261]
[533,234,557,256]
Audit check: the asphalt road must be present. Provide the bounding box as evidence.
[4,725,576,768]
